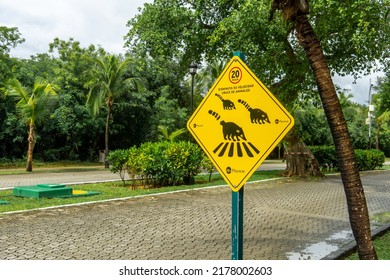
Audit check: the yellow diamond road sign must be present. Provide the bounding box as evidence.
[187,56,294,192]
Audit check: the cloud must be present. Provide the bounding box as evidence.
[333,71,384,105]
[0,0,152,57]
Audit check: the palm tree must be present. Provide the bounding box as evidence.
[157,125,186,142]
[270,0,377,259]
[86,55,144,168]
[4,78,59,172]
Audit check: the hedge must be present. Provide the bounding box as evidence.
[309,146,385,171]
[109,141,204,187]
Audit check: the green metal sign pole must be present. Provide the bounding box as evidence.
[231,51,245,260]
[232,187,244,260]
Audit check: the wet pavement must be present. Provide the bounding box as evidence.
[0,168,389,260]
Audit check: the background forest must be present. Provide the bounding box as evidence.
[1,0,389,165]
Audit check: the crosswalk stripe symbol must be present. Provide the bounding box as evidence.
[236,142,243,157]
[218,143,229,157]
[228,143,235,157]
[213,143,224,154]
[247,142,260,154]
[241,142,253,157]
[213,141,260,157]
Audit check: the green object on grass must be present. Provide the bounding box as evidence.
[13,184,72,198]
[12,184,101,199]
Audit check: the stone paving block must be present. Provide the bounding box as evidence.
[0,171,389,260]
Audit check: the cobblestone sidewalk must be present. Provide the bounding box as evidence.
[0,171,389,260]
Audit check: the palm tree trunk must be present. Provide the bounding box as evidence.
[104,101,112,169]
[26,121,35,172]
[294,14,377,259]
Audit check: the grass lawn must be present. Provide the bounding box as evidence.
[346,230,390,260]
[371,231,390,260]
[346,211,390,260]
[0,170,282,213]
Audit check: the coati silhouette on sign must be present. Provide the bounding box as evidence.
[208,110,246,141]
[238,99,270,124]
[215,93,236,110]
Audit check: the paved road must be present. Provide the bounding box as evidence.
[0,168,121,190]
[0,169,389,260]
[0,162,287,190]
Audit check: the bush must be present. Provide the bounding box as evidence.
[309,146,338,171]
[126,146,143,182]
[310,146,385,171]
[108,149,130,185]
[109,141,204,187]
[355,149,385,171]
[201,155,215,182]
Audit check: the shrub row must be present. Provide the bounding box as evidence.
[309,146,385,171]
[108,141,209,187]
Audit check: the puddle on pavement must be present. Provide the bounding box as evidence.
[287,230,353,260]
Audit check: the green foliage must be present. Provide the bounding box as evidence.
[373,73,390,156]
[355,149,385,171]
[295,88,374,150]
[311,0,389,77]
[374,74,390,116]
[2,2,389,165]
[108,149,130,185]
[126,0,389,103]
[294,99,332,146]
[4,78,59,125]
[109,141,204,187]
[201,154,215,182]
[2,78,60,170]
[347,228,390,260]
[0,26,25,54]
[0,112,26,157]
[308,146,338,171]
[0,36,192,161]
[177,141,204,182]
[85,54,147,167]
[126,146,143,182]
[151,87,189,139]
[376,111,390,157]
[86,55,132,116]
[310,146,385,171]
[157,125,186,142]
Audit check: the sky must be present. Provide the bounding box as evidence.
[0,0,153,57]
[0,0,382,105]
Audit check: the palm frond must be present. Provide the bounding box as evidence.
[4,78,59,125]
[169,128,186,142]
[4,78,29,104]
[85,54,138,117]
[158,125,170,140]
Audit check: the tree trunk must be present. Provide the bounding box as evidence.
[104,101,112,169]
[284,127,323,177]
[270,30,323,177]
[26,121,35,172]
[376,119,381,150]
[294,14,377,259]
